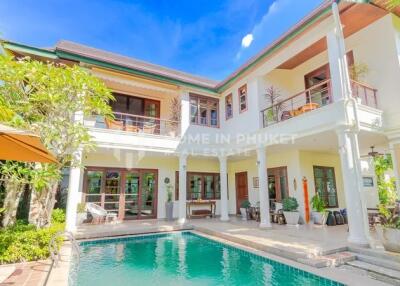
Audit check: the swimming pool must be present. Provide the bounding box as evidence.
[70,232,344,286]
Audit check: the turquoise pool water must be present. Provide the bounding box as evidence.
[70,232,343,286]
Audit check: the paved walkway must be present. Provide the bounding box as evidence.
[191,218,350,258]
[0,260,51,286]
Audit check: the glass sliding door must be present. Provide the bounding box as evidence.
[104,171,121,215]
[140,171,157,219]
[85,171,103,204]
[124,172,140,219]
[84,168,158,220]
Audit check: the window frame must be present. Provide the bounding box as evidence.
[238,84,248,113]
[312,166,338,208]
[189,94,219,128]
[225,93,233,120]
[175,171,222,200]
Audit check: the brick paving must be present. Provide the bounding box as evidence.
[0,260,51,286]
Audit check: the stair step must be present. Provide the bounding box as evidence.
[298,251,356,268]
[347,260,400,281]
[354,253,400,272]
[349,246,400,264]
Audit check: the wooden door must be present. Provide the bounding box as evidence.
[267,167,288,208]
[235,172,248,214]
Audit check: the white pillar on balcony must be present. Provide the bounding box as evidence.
[180,91,190,136]
[257,147,271,228]
[219,155,229,221]
[66,110,84,232]
[327,2,352,102]
[178,153,188,224]
[389,142,400,197]
[337,128,370,246]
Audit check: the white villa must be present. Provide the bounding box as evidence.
[3,0,400,248]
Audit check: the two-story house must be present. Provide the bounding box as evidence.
[3,0,400,246]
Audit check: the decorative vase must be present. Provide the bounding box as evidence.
[376,225,400,253]
[165,202,174,221]
[240,208,247,221]
[283,211,299,225]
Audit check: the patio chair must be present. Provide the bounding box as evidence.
[271,202,286,224]
[86,203,118,224]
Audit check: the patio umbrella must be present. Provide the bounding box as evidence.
[0,123,58,163]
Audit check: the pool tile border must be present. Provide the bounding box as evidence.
[76,231,345,286]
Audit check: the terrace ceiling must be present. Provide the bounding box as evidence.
[277,3,389,69]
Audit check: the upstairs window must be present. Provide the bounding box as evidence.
[225,93,233,120]
[238,85,247,113]
[190,94,219,127]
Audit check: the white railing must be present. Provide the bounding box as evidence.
[260,79,378,127]
[93,112,180,137]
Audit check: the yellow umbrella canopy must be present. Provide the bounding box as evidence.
[0,124,58,163]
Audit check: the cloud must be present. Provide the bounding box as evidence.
[241,33,254,48]
[234,0,322,62]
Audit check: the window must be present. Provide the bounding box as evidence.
[225,93,233,120]
[313,166,338,208]
[190,94,219,127]
[175,172,221,200]
[238,85,247,113]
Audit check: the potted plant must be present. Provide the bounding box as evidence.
[240,200,251,221]
[165,178,174,221]
[76,202,87,225]
[282,197,299,225]
[169,96,181,136]
[376,202,400,253]
[311,194,327,225]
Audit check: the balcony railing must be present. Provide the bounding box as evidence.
[351,80,377,108]
[261,79,378,128]
[103,112,180,137]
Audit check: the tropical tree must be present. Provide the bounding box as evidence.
[388,0,400,10]
[0,53,114,227]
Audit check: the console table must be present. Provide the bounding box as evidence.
[186,200,216,219]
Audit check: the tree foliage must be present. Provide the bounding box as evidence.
[0,53,114,227]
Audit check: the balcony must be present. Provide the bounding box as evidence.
[260,79,378,128]
[89,112,180,137]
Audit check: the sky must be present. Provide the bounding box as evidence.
[0,0,324,80]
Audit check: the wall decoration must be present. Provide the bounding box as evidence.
[362,176,374,187]
[253,177,259,188]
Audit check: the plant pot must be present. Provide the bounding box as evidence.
[376,225,400,253]
[283,211,299,225]
[76,212,87,225]
[312,211,327,225]
[240,208,247,221]
[165,202,174,221]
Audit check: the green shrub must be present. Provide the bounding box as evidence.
[240,200,251,209]
[51,208,66,224]
[282,197,299,212]
[311,194,326,213]
[0,221,64,264]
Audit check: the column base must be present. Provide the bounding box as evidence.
[220,216,229,222]
[347,235,370,247]
[177,217,186,225]
[259,221,272,229]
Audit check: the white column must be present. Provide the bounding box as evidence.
[257,147,271,228]
[65,149,83,232]
[326,2,352,102]
[178,153,188,224]
[180,91,190,136]
[66,110,84,232]
[389,142,400,197]
[219,155,229,221]
[337,129,370,245]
